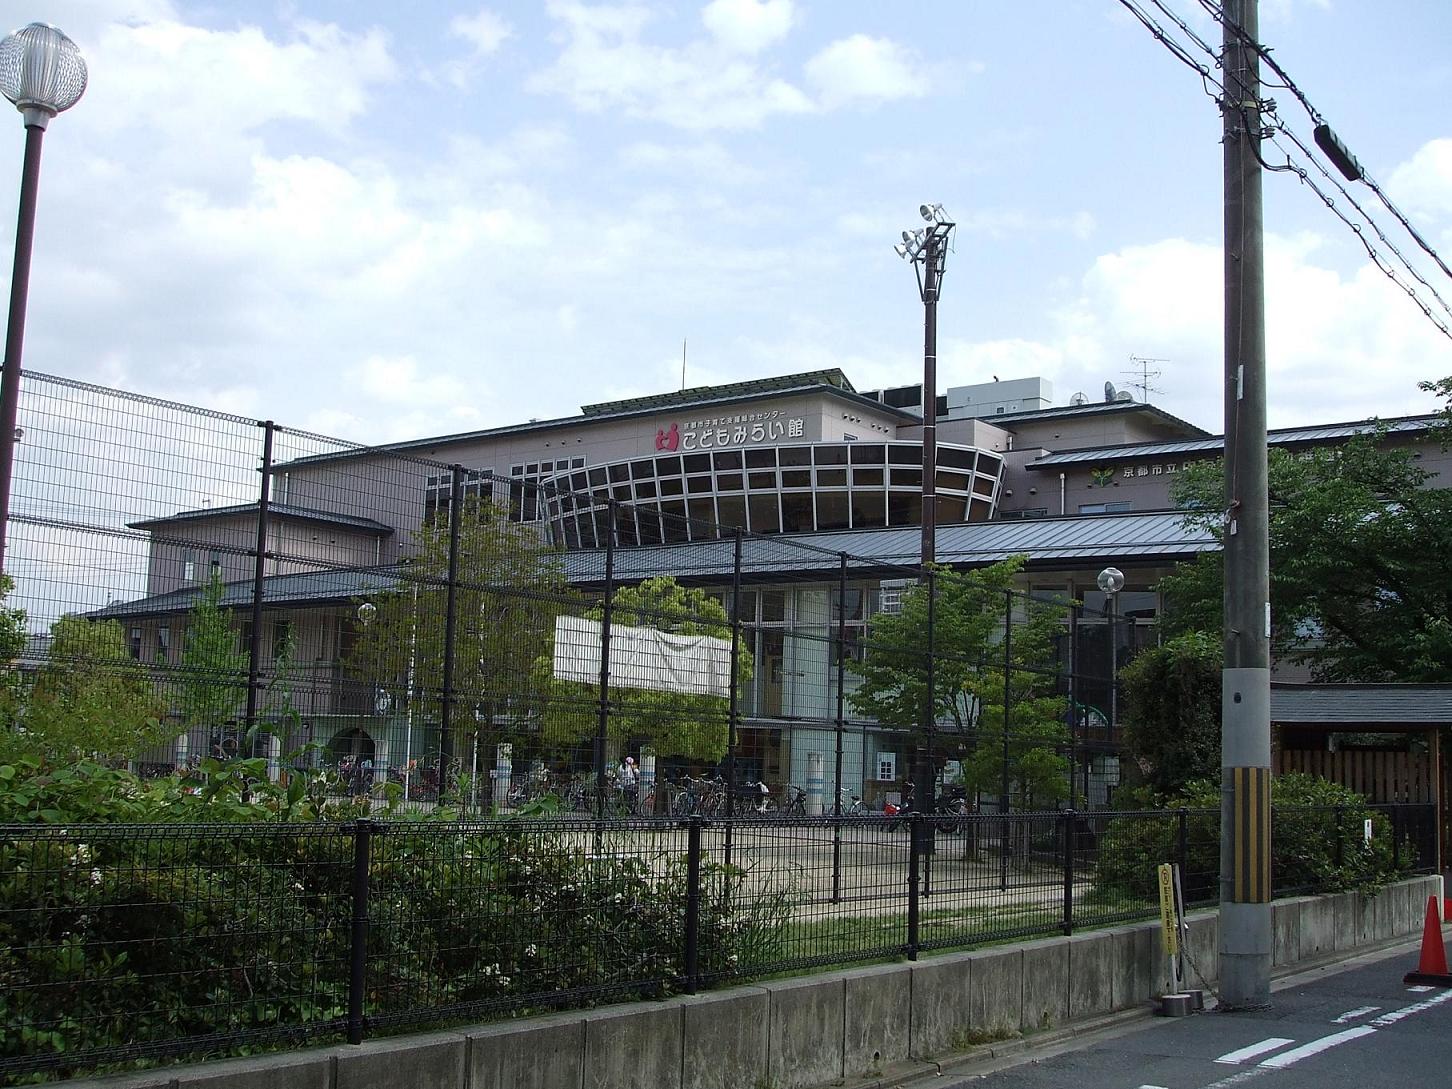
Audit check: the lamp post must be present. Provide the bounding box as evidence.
[895,202,955,819]
[0,23,87,575]
[1096,567,1124,768]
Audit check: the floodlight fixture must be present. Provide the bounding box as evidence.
[357,601,377,625]
[0,23,88,128]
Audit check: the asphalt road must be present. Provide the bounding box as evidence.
[944,944,1451,1089]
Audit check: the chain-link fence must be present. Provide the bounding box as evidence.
[1,803,1435,1080]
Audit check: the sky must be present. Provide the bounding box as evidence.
[3,0,1452,446]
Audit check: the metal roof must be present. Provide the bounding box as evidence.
[91,566,407,620]
[1270,683,1452,726]
[986,399,1209,437]
[94,511,1216,618]
[128,502,395,535]
[1026,414,1441,469]
[276,382,916,470]
[581,369,856,416]
[572,510,1217,584]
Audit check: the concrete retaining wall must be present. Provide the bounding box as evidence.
[64,876,1439,1089]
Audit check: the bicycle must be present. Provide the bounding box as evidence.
[835,788,869,817]
[781,783,807,817]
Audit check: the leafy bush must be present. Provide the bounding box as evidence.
[0,757,794,1078]
[1093,773,1409,903]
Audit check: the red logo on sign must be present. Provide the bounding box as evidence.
[655,422,680,451]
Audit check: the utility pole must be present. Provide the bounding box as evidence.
[1219,0,1273,1009]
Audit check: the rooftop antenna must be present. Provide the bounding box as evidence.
[681,338,687,391]
[1125,355,1166,403]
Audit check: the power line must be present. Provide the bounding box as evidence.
[1114,0,1452,344]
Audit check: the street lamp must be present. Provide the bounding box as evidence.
[0,23,87,575]
[1096,567,1124,750]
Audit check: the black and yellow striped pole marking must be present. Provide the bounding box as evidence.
[1230,766,1272,904]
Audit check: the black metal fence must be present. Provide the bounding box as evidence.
[1,802,1435,1080]
[2,369,1144,820]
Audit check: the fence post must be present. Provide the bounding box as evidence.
[906,812,921,960]
[440,465,463,805]
[832,551,847,904]
[684,813,702,994]
[1333,804,1344,869]
[347,820,375,1045]
[1390,805,1401,870]
[999,590,1012,893]
[244,421,275,736]
[1177,807,1190,875]
[725,530,742,866]
[1062,809,1075,936]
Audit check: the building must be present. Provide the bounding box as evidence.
[95,369,1448,815]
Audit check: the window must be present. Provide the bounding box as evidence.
[876,752,897,782]
[182,553,196,582]
[272,618,292,660]
[129,627,143,660]
[1078,501,1132,515]
[999,508,1049,519]
[157,626,171,663]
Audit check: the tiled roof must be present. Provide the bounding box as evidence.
[129,502,394,535]
[1270,682,1452,726]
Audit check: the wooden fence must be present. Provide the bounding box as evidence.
[1276,748,1434,804]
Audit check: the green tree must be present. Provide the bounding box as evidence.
[541,575,752,762]
[0,575,27,734]
[347,497,577,758]
[1160,429,1452,681]
[178,569,248,736]
[1118,630,1222,798]
[4,615,166,763]
[847,556,1070,807]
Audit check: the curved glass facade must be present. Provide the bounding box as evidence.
[543,441,1004,548]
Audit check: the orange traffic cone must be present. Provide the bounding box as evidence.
[1404,895,1452,986]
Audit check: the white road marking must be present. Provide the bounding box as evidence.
[1214,1037,1295,1065]
[1407,984,1435,993]
[1258,1026,1377,1069]
[1370,988,1452,1026]
[1332,1005,1381,1023]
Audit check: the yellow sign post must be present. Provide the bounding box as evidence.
[1157,863,1179,957]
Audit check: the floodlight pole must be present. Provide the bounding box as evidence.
[1219,0,1273,1009]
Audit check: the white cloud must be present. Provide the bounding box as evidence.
[355,356,470,407]
[531,1,812,130]
[1387,138,1452,224]
[450,9,513,55]
[701,0,795,54]
[804,35,927,109]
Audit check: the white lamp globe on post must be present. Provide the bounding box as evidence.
[1096,567,1125,745]
[0,22,87,575]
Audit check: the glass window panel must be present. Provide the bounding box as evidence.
[781,470,811,488]
[978,453,1003,476]
[779,446,811,467]
[972,474,997,496]
[662,503,690,542]
[716,473,744,491]
[634,480,657,498]
[713,450,742,470]
[748,493,780,534]
[760,590,787,623]
[749,471,777,489]
[683,453,711,474]
[934,495,966,524]
[655,455,682,476]
[688,497,716,532]
[717,494,747,530]
[630,460,655,478]
[687,476,713,493]
[659,477,684,496]
[850,444,885,465]
[888,492,921,526]
[588,467,607,487]
[938,446,975,469]
[888,444,920,465]
[636,511,664,545]
[745,448,776,469]
[851,490,886,527]
[609,463,629,482]
[833,588,865,622]
[937,471,971,491]
[890,468,923,487]
[853,467,883,486]
[816,468,846,487]
[816,491,850,531]
[781,493,814,533]
[612,484,631,500]
[814,444,848,465]
[968,496,995,521]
